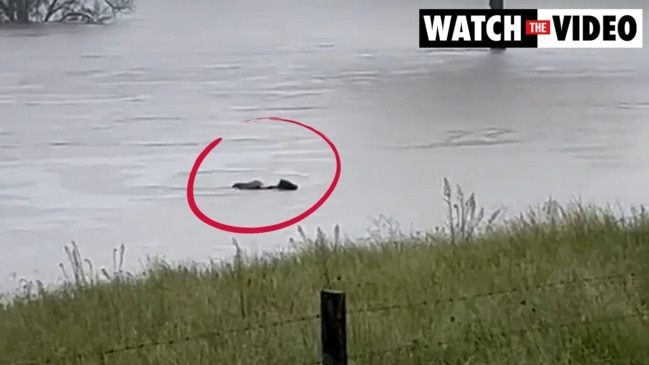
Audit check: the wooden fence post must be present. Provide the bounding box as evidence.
[489,0,504,9]
[320,290,347,365]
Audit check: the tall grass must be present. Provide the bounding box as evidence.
[0,180,648,365]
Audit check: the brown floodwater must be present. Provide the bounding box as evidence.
[1,0,648,290]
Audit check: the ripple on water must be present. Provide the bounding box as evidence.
[228,105,262,112]
[130,115,183,122]
[0,144,23,150]
[555,145,609,154]
[575,153,624,162]
[553,141,627,163]
[126,141,201,148]
[63,69,104,77]
[266,105,327,112]
[0,194,28,203]
[21,94,151,106]
[269,149,330,158]
[390,127,522,150]
[618,102,649,110]
[333,70,383,85]
[265,90,326,99]
[196,167,263,175]
[269,170,310,178]
[49,141,77,147]
[526,68,635,79]
[227,136,272,143]
[204,64,242,70]
[80,53,117,59]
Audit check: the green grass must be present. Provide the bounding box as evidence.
[1,179,649,365]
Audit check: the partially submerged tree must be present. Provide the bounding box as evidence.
[0,0,134,24]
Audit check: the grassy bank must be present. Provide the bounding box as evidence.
[1,183,649,365]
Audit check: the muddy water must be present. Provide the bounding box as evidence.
[1,0,648,291]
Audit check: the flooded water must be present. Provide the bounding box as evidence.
[1,0,648,291]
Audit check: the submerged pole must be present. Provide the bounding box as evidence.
[489,0,504,10]
[489,0,506,51]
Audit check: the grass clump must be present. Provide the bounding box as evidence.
[0,179,648,365]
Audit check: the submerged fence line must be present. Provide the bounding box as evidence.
[7,268,647,365]
[347,269,647,315]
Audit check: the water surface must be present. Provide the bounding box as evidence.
[1,0,648,291]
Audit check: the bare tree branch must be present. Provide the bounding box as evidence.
[103,0,128,13]
[0,0,13,22]
[43,0,59,21]
[0,1,9,14]
[1,0,134,24]
[47,0,76,21]
[58,10,91,23]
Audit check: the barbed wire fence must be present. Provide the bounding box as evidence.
[6,268,648,365]
[345,310,648,364]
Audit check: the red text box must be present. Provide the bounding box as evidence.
[526,20,551,35]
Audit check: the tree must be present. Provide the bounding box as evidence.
[0,0,134,24]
